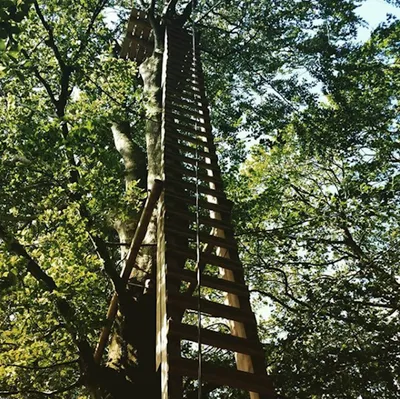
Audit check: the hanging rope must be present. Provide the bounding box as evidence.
[190,4,203,398]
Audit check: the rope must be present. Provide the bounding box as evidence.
[191,5,203,398]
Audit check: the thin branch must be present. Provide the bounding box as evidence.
[89,233,125,297]
[19,47,57,107]
[76,0,109,57]
[33,1,65,69]
[250,289,300,313]
[1,359,78,371]
[0,378,82,397]
[177,0,197,27]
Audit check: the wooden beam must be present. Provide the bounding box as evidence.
[168,321,263,357]
[93,179,164,364]
[169,357,275,397]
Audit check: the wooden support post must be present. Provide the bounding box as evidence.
[93,179,163,364]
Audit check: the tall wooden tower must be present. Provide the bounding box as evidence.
[117,7,275,399]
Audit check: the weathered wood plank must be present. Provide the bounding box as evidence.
[166,208,232,232]
[168,293,255,324]
[166,226,237,250]
[164,192,233,214]
[165,152,219,172]
[169,357,275,397]
[168,267,248,296]
[166,243,242,272]
[168,321,263,357]
[165,176,227,198]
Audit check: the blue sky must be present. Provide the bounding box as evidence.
[357,0,400,40]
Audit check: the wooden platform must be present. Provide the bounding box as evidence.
[120,8,153,64]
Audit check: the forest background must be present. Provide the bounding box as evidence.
[0,0,399,398]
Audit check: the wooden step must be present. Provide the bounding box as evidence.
[164,140,218,161]
[165,96,202,109]
[166,90,204,105]
[165,164,221,186]
[166,69,198,81]
[165,104,205,122]
[168,293,255,324]
[165,153,220,173]
[166,69,200,84]
[164,192,232,215]
[166,209,232,232]
[168,267,248,296]
[167,76,201,91]
[165,120,211,139]
[168,112,211,130]
[166,226,237,250]
[169,86,202,99]
[165,102,205,120]
[166,244,242,272]
[165,176,226,199]
[169,357,275,396]
[164,154,219,173]
[166,62,198,75]
[166,113,208,129]
[168,321,263,357]
[165,130,212,148]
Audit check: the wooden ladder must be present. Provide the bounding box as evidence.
[155,25,276,399]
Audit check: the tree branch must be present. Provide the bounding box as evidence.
[0,224,95,367]
[1,359,78,371]
[176,0,197,27]
[19,47,57,107]
[250,289,300,313]
[0,378,82,397]
[76,0,109,57]
[89,233,125,297]
[33,0,65,69]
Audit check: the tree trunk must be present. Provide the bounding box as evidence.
[93,49,164,398]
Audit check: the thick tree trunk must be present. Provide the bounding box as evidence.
[94,50,164,399]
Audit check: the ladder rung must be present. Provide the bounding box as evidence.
[168,321,263,357]
[166,244,241,271]
[165,177,226,199]
[168,267,247,296]
[165,113,208,130]
[165,154,220,173]
[165,102,205,120]
[167,209,232,232]
[169,357,275,396]
[166,77,201,92]
[165,96,202,109]
[165,120,211,139]
[166,130,211,148]
[166,226,236,250]
[164,139,218,161]
[168,293,255,324]
[165,192,232,214]
[165,164,221,185]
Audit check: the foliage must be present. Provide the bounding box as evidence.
[228,16,400,398]
[0,0,399,397]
